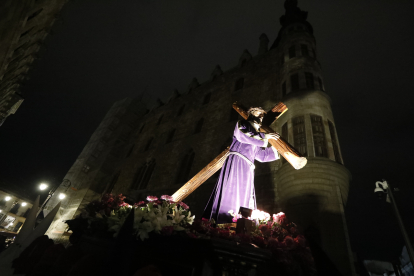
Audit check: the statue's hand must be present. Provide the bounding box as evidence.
[265,133,280,141]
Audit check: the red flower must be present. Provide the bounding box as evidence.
[178,202,189,210]
[294,235,307,247]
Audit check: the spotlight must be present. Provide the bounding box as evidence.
[21,202,27,206]
[58,193,66,199]
[5,196,11,201]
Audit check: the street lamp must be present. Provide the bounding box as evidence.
[374,180,414,266]
[39,183,48,191]
[58,193,66,200]
[5,196,11,201]
[21,202,27,207]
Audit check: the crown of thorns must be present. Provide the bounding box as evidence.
[247,107,266,115]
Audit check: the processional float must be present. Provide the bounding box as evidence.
[171,102,307,202]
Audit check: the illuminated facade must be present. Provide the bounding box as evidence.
[46,1,355,275]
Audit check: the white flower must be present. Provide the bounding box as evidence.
[136,221,154,241]
[170,206,185,225]
[186,211,195,225]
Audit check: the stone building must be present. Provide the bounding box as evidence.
[46,1,355,275]
[0,0,67,126]
[0,187,34,233]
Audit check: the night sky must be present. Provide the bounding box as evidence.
[1,0,414,262]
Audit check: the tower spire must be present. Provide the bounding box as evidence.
[280,0,308,27]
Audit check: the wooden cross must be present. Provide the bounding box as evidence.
[171,102,307,202]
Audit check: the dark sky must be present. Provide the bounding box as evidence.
[1,0,414,262]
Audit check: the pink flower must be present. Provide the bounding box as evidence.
[272,212,286,223]
[161,195,173,201]
[178,202,189,210]
[146,195,158,201]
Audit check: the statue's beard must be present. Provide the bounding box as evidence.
[248,114,262,126]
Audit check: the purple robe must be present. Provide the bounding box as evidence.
[203,120,279,223]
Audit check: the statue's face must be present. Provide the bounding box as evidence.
[250,110,264,122]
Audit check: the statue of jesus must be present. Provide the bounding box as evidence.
[203,107,280,224]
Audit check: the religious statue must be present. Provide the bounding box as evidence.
[202,107,280,224]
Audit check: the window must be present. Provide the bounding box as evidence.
[144,137,153,151]
[194,118,204,134]
[20,27,34,39]
[328,121,342,164]
[311,115,328,157]
[282,81,286,97]
[301,44,309,57]
[9,204,20,215]
[166,129,175,144]
[176,149,195,184]
[177,105,185,117]
[292,116,307,156]
[318,77,324,91]
[305,72,315,89]
[132,160,156,190]
[139,123,145,134]
[82,165,90,173]
[289,46,296,59]
[203,93,211,105]
[235,78,244,91]
[27,9,43,21]
[156,115,164,126]
[106,171,121,194]
[290,74,299,92]
[281,123,288,163]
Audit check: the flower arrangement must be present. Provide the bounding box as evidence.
[133,195,194,240]
[189,209,315,275]
[66,194,194,241]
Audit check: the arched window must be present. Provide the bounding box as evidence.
[290,74,299,92]
[194,118,204,134]
[166,129,175,144]
[177,105,185,117]
[132,160,156,190]
[234,78,244,91]
[311,115,328,157]
[301,44,309,56]
[293,116,307,156]
[203,93,211,105]
[176,149,195,184]
[144,137,153,151]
